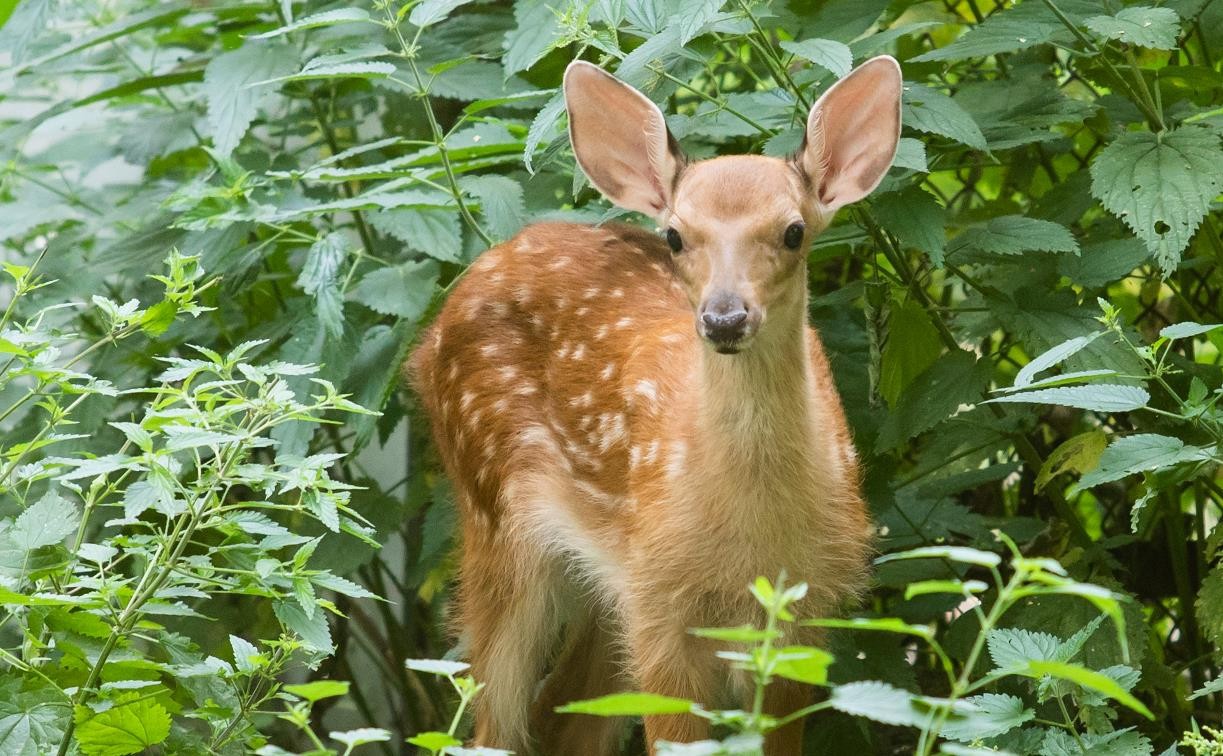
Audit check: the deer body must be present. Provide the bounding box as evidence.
[408,59,903,754]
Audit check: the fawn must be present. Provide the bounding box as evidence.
[408,56,902,754]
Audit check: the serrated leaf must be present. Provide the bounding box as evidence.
[251,8,376,39]
[1037,430,1108,490]
[876,545,1002,568]
[939,693,1034,742]
[556,692,694,716]
[829,681,926,726]
[1023,660,1154,718]
[409,0,477,27]
[903,83,987,151]
[910,0,1097,62]
[1077,433,1214,489]
[985,384,1149,413]
[1084,7,1180,50]
[891,137,928,172]
[1159,321,1223,340]
[879,298,941,407]
[75,693,171,756]
[780,38,853,77]
[873,187,946,265]
[11,491,77,551]
[987,627,1061,671]
[351,260,439,320]
[875,350,991,450]
[284,680,349,702]
[773,646,834,685]
[203,42,296,157]
[0,677,70,756]
[274,601,333,652]
[524,91,566,173]
[258,60,396,85]
[1196,565,1223,655]
[1090,128,1223,270]
[1014,333,1102,388]
[331,727,392,747]
[949,215,1078,258]
[461,174,525,241]
[503,0,563,77]
[368,207,462,263]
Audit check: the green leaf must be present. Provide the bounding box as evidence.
[74,693,171,756]
[1090,128,1223,270]
[903,83,987,151]
[876,545,1002,568]
[806,617,935,641]
[284,680,350,702]
[409,0,477,27]
[987,627,1060,671]
[910,0,1096,62]
[405,659,470,677]
[949,215,1078,258]
[203,41,296,157]
[555,692,694,716]
[984,384,1150,413]
[1013,333,1102,388]
[11,491,77,551]
[407,731,462,750]
[251,8,376,38]
[0,677,70,756]
[690,626,781,643]
[1076,433,1215,489]
[462,174,525,241]
[331,727,392,747]
[1084,7,1180,50]
[1196,564,1223,655]
[873,187,946,266]
[1189,675,1223,701]
[879,298,942,408]
[1159,321,1223,340]
[875,350,991,450]
[351,260,440,320]
[773,646,834,685]
[258,60,397,86]
[298,232,349,296]
[1037,429,1108,490]
[1023,660,1154,718]
[939,693,1034,742]
[368,207,462,263]
[779,38,853,78]
[503,0,563,77]
[829,681,927,727]
[274,601,333,652]
[891,137,928,173]
[1040,728,1152,756]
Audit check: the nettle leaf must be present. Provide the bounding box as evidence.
[1024,661,1154,718]
[985,385,1150,413]
[369,207,462,263]
[1037,430,1108,490]
[1076,433,1215,490]
[1041,727,1152,756]
[11,491,77,551]
[351,260,440,320]
[873,187,946,266]
[251,8,377,39]
[284,680,349,702]
[1159,321,1223,340]
[779,38,853,77]
[1013,333,1102,388]
[988,627,1061,671]
[949,215,1078,258]
[879,298,942,408]
[0,677,70,756]
[1085,7,1180,50]
[875,350,992,450]
[829,681,927,727]
[556,692,694,716]
[911,0,1097,62]
[503,0,564,77]
[1090,127,1223,270]
[409,0,477,28]
[939,693,1034,742]
[74,693,171,756]
[203,41,296,157]
[274,600,333,652]
[1198,565,1223,670]
[902,83,987,151]
[671,0,729,45]
[461,174,526,241]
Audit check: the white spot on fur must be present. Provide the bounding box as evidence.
[481,343,503,358]
[575,306,590,317]
[582,287,599,300]
[611,288,624,298]
[570,343,587,360]
[600,362,616,380]
[498,366,518,382]
[460,391,476,410]
[634,379,658,404]
[594,324,610,340]
[665,440,688,480]
[615,317,633,330]
[547,256,572,270]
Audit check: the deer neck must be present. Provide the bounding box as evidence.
[693,281,814,453]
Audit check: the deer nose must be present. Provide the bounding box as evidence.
[700,294,749,345]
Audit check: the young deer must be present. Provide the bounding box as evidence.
[408,57,902,754]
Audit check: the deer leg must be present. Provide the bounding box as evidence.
[460,526,563,752]
[532,605,628,755]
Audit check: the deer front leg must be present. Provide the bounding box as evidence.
[625,605,721,753]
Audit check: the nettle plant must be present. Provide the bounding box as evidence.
[558,536,1154,756]
[0,257,386,755]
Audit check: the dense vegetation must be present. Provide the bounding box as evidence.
[2,0,1223,752]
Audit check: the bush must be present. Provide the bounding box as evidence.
[2,0,1222,753]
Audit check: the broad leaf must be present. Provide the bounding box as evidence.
[948,215,1078,258]
[1076,433,1215,489]
[11,491,77,551]
[252,8,375,38]
[779,38,853,78]
[873,187,946,265]
[1196,564,1223,655]
[829,681,927,727]
[351,260,440,320]
[939,693,1034,742]
[985,385,1150,413]
[1085,7,1180,50]
[903,83,987,151]
[556,692,694,716]
[462,174,526,241]
[409,0,477,27]
[74,694,171,756]
[369,208,462,263]
[203,41,296,157]
[987,627,1060,671]
[1090,127,1223,270]
[1014,333,1102,388]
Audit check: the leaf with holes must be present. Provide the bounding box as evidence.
[1090,128,1223,270]
[1085,7,1180,50]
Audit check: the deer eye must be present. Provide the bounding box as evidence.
[783,222,805,250]
[666,227,683,253]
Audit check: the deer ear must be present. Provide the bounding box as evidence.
[564,61,684,220]
[797,56,903,213]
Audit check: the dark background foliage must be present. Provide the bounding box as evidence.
[2,0,1223,752]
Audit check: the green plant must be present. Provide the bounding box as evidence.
[4,0,1223,751]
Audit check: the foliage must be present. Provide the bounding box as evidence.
[3,0,1223,752]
